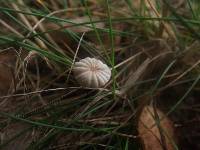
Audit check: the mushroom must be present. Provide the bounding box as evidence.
[73,57,111,88]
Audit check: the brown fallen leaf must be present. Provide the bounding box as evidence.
[0,48,16,95]
[138,105,177,150]
[0,63,12,94]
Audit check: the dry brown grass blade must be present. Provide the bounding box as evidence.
[1,123,39,150]
[45,16,105,33]
[181,41,200,67]
[138,105,176,150]
[11,0,53,69]
[133,0,176,40]
[119,58,150,96]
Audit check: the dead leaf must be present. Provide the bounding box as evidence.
[0,49,16,95]
[138,105,176,150]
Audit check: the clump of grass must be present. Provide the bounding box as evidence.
[0,0,200,149]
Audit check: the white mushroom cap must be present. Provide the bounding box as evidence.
[73,57,111,88]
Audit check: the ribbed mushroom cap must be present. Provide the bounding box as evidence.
[73,57,111,88]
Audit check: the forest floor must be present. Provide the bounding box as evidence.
[0,0,200,150]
